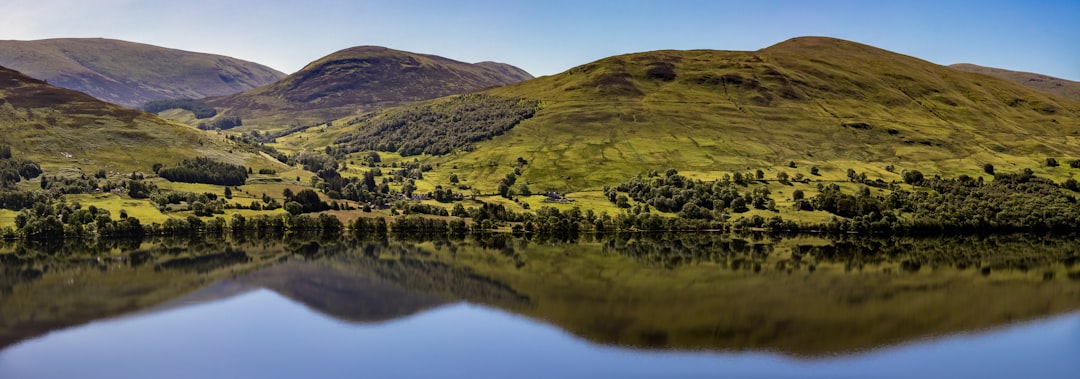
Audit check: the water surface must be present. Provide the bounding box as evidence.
[1,234,1078,378]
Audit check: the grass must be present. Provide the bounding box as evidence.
[66,193,173,224]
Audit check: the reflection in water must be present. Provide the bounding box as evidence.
[1,233,1079,360]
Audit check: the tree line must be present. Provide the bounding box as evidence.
[141,99,217,119]
[157,157,249,186]
[333,94,540,156]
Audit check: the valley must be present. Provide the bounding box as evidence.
[1,37,1080,238]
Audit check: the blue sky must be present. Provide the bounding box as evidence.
[1,0,1077,80]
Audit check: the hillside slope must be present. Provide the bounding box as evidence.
[299,37,1080,192]
[950,63,1080,102]
[206,46,533,127]
[0,38,285,108]
[0,65,272,172]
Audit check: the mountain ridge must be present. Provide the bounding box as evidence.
[949,63,1080,102]
[0,38,286,108]
[205,45,533,128]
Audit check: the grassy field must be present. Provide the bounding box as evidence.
[66,193,173,224]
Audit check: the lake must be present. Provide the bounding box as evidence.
[1,233,1079,378]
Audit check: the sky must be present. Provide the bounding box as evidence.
[0,0,1077,80]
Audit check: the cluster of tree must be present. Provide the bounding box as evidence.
[141,99,217,119]
[395,201,449,217]
[197,116,243,130]
[798,169,1080,233]
[0,191,53,211]
[150,190,226,216]
[283,188,330,215]
[497,158,531,199]
[157,157,248,186]
[333,95,540,156]
[0,146,42,189]
[608,169,775,220]
[12,202,145,240]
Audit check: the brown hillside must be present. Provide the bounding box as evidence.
[950,63,1080,102]
[0,38,286,108]
[0,65,268,172]
[207,46,533,127]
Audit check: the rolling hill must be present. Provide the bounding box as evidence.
[0,38,285,108]
[205,46,533,128]
[0,65,274,173]
[292,36,1080,193]
[950,63,1080,102]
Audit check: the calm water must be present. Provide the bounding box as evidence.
[1,234,1079,378]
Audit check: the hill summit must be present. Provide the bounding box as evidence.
[0,38,286,108]
[206,46,533,127]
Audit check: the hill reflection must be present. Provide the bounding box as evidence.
[2,233,1079,357]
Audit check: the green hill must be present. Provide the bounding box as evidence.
[291,37,1080,194]
[950,63,1080,102]
[0,38,285,108]
[0,65,274,173]
[205,46,533,128]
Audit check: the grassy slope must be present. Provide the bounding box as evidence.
[206,46,533,129]
[0,38,285,108]
[272,37,1080,224]
[950,63,1080,102]
[0,65,281,175]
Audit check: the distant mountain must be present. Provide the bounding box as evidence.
[300,36,1080,192]
[0,65,272,172]
[206,46,533,127]
[950,63,1080,102]
[0,38,286,108]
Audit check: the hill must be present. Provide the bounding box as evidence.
[0,65,273,173]
[0,38,285,108]
[205,46,533,128]
[292,37,1080,194]
[949,63,1080,102]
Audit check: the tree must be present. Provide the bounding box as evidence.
[1046,157,1059,167]
[224,187,233,199]
[810,166,820,176]
[516,183,532,196]
[452,203,468,217]
[902,170,924,185]
[285,201,303,215]
[792,189,805,201]
[983,163,995,175]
